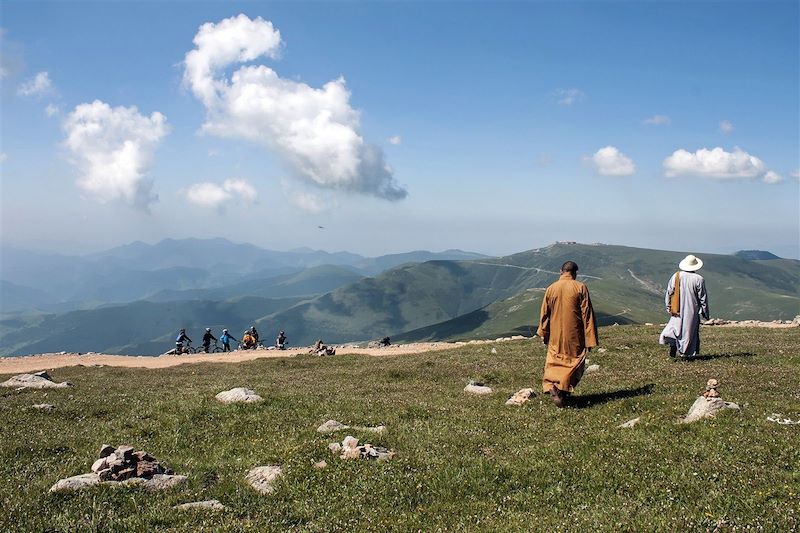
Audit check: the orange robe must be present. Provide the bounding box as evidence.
[536,273,599,393]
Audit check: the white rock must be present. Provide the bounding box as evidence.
[123,474,188,491]
[316,419,350,433]
[2,372,72,389]
[682,396,740,424]
[464,384,493,395]
[618,417,641,428]
[31,404,55,411]
[342,436,359,449]
[174,499,227,511]
[766,413,800,425]
[586,364,600,373]
[505,388,535,406]
[215,388,263,404]
[313,461,328,469]
[328,443,342,454]
[49,473,101,492]
[245,466,283,494]
[597,348,607,353]
[491,348,497,354]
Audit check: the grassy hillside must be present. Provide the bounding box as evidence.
[260,244,799,345]
[1,326,798,531]
[0,296,305,356]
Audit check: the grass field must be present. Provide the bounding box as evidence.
[1,326,798,531]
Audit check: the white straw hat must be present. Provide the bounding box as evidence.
[679,254,703,272]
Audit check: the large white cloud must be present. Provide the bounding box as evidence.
[186,178,257,209]
[587,146,635,176]
[63,100,169,209]
[18,71,54,96]
[663,147,766,179]
[183,14,406,201]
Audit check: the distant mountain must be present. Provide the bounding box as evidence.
[0,239,487,312]
[734,250,781,260]
[255,243,800,345]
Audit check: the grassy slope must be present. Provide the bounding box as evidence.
[1,326,798,531]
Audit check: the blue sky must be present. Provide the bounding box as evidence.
[1,1,798,258]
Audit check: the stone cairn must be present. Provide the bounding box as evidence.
[91,444,173,481]
[682,377,739,423]
[329,436,395,461]
[702,378,720,399]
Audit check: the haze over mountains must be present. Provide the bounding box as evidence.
[0,239,797,356]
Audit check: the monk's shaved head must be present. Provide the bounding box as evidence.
[561,261,579,274]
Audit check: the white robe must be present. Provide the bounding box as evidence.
[659,271,709,356]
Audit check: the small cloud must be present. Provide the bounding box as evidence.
[45,103,59,117]
[18,71,54,97]
[388,135,402,145]
[0,152,7,163]
[663,147,766,179]
[556,88,584,106]
[185,178,257,209]
[719,120,734,134]
[791,169,800,179]
[643,114,671,126]
[587,146,635,176]
[762,171,783,184]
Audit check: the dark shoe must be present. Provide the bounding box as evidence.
[550,386,564,408]
[669,345,677,358]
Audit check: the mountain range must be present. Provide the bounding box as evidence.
[0,241,796,356]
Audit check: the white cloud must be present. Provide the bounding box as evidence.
[0,152,7,163]
[63,100,169,209]
[643,114,671,126]
[791,169,800,179]
[388,135,402,145]
[185,178,257,209]
[183,14,406,201]
[18,71,54,96]
[45,103,59,117]
[663,147,766,179]
[556,88,583,106]
[762,171,783,184]
[719,120,734,134]
[587,146,636,176]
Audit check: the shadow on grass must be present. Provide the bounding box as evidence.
[568,383,655,409]
[683,352,757,362]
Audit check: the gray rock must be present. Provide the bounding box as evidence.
[1,373,72,389]
[49,473,101,493]
[317,419,350,433]
[246,466,283,494]
[115,445,134,460]
[31,403,55,411]
[586,364,600,373]
[313,460,328,470]
[127,474,187,491]
[597,348,607,353]
[505,388,535,406]
[173,499,227,511]
[682,396,740,424]
[99,444,115,458]
[464,384,493,395]
[618,417,641,428]
[215,387,263,404]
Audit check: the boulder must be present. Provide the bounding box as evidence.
[464,384,493,395]
[682,396,740,424]
[618,417,641,428]
[1,372,72,389]
[317,419,349,433]
[49,473,102,493]
[173,500,227,512]
[246,466,283,494]
[505,388,535,406]
[215,388,263,404]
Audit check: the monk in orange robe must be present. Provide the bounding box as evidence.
[536,260,599,407]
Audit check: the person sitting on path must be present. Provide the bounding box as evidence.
[536,260,599,408]
[276,330,287,350]
[659,254,709,359]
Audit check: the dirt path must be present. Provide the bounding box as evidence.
[0,343,461,374]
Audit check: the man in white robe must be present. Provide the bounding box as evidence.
[659,254,709,358]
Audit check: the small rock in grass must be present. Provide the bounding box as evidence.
[618,417,641,428]
[31,403,55,411]
[586,364,600,373]
[505,388,535,406]
[597,348,607,353]
[328,443,342,454]
[682,396,740,424]
[317,419,350,433]
[215,387,263,404]
[464,384,493,395]
[245,466,283,494]
[173,499,227,512]
[491,348,497,354]
[313,461,328,470]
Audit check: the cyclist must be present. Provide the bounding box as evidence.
[250,326,260,346]
[241,330,256,350]
[276,330,287,350]
[220,329,238,352]
[202,328,217,353]
[175,329,192,354]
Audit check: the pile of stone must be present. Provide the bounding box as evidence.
[90,444,172,481]
[1,370,72,390]
[682,378,740,424]
[703,316,800,328]
[50,444,186,493]
[329,436,395,461]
